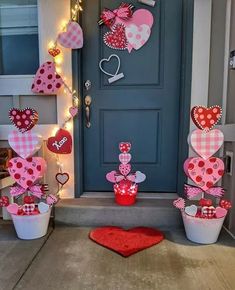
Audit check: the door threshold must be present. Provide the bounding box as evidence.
[82,192,179,199]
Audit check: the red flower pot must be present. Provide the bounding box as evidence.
[114,180,138,206]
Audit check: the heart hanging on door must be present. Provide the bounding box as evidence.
[99,54,124,83]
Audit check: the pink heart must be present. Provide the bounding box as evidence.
[184,157,224,191]
[119,153,131,164]
[8,130,42,159]
[46,194,59,206]
[8,157,47,189]
[183,157,193,178]
[114,9,154,27]
[189,129,224,160]
[119,164,131,176]
[58,21,83,49]
[7,203,19,215]
[215,207,227,218]
[125,24,151,52]
[69,106,78,117]
[31,61,63,94]
[173,198,185,210]
[106,171,117,183]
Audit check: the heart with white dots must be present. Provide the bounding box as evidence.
[9,108,38,133]
[191,106,222,131]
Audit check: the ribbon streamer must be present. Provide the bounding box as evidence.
[184,184,225,199]
[98,2,134,27]
[10,184,47,198]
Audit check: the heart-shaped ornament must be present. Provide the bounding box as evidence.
[9,108,38,133]
[58,21,83,49]
[135,171,146,183]
[184,157,224,191]
[201,206,216,218]
[55,173,69,185]
[47,128,72,154]
[119,153,131,165]
[119,142,131,153]
[48,47,61,57]
[7,203,19,215]
[22,203,35,215]
[31,61,63,94]
[103,24,128,50]
[69,106,78,117]
[191,106,222,131]
[8,130,43,159]
[185,205,198,217]
[215,207,227,218]
[173,198,185,210]
[126,24,151,53]
[119,164,131,176]
[38,202,50,214]
[46,194,59,206]
[189,129,224,160]
[106,171,117,183]
[8,157,47,189]
[99,54,121,77]
[126,174,136,182]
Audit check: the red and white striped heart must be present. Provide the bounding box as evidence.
[189,129,224,160]
[119,153,131,164]
[119,164,131,176]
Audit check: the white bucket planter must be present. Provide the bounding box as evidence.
[11,209,51,240]
[182,212,225,244]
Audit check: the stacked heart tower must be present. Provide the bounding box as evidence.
[174,106,232,244]
[6,108,58,218]
[106,142,146,206]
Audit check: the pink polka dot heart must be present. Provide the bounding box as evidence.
[9,108,38,133]
[191,106,222,131]
[31,61,63,94]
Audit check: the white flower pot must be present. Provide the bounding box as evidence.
[11,209,51,240]
[182,211,225,244]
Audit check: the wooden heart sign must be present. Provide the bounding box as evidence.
[9,108,38,133]
[31,61,63,94]
[189,129,224,160]
[103,24,128,50]
[8,157,47,189]
[191,106,222,131]
[47,129,72,154]
[8,130,42,159]
[55,172,69,185]
[184,157,224,191]
[58,21,83,49]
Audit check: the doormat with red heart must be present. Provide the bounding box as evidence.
[89,226,164,257]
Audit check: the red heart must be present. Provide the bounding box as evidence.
[191,106,222,131]
[89,226,164,257]
[9,108,38,133]
[119,142,131,153]
[47,129,72,154]
[103,24,128,50]
[48,47,61,57]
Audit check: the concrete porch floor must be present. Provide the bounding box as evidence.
[0,222,235,290]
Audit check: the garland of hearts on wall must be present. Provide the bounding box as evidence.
[29,1,83,196]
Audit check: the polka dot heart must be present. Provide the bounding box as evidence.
[191,106,222,131]
[103,24,128,50]
[119,142,131,153]
[31,61,63,94]
[184,157,225,191]
[8,157,47,190]
[125,24,151,52]
[9,108,38,133]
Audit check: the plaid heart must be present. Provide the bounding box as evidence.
[22,203,35,215]
[119,153,131,164]
[202,206,216,218]
[58,21,83,49]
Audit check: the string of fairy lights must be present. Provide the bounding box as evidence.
[46,0,83,196]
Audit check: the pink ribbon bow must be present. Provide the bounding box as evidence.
[10,184,46,198]
[184,184,225,199]
[98,2,134,27]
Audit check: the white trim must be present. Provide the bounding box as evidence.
[0,76,34,95]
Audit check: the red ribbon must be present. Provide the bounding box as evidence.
[0,196,9,207]
[10,184,47,199]
[184,184,225,199]
[98,3,134,27]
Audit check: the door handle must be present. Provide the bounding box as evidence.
[85,95,92,128]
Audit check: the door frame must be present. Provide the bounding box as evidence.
[73,0,195,197]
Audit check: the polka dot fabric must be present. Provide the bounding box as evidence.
[8,157,47,190]
[184,157,224,191]
[191,106,222,131]
[31,61,63,94]
[9,108,38,133]
[103,24,128,50]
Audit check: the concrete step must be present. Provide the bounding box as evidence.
[55,196,183,229]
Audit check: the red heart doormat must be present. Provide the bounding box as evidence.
[89,226,164,257]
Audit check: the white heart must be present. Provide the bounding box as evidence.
[185,205,198,217]
[125,24,151,51]
[99,54,121,77]
[119,153,132,165]
[135,171,146,183]
[38,202,50,214]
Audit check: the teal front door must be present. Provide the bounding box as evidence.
[81,0,188,192]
